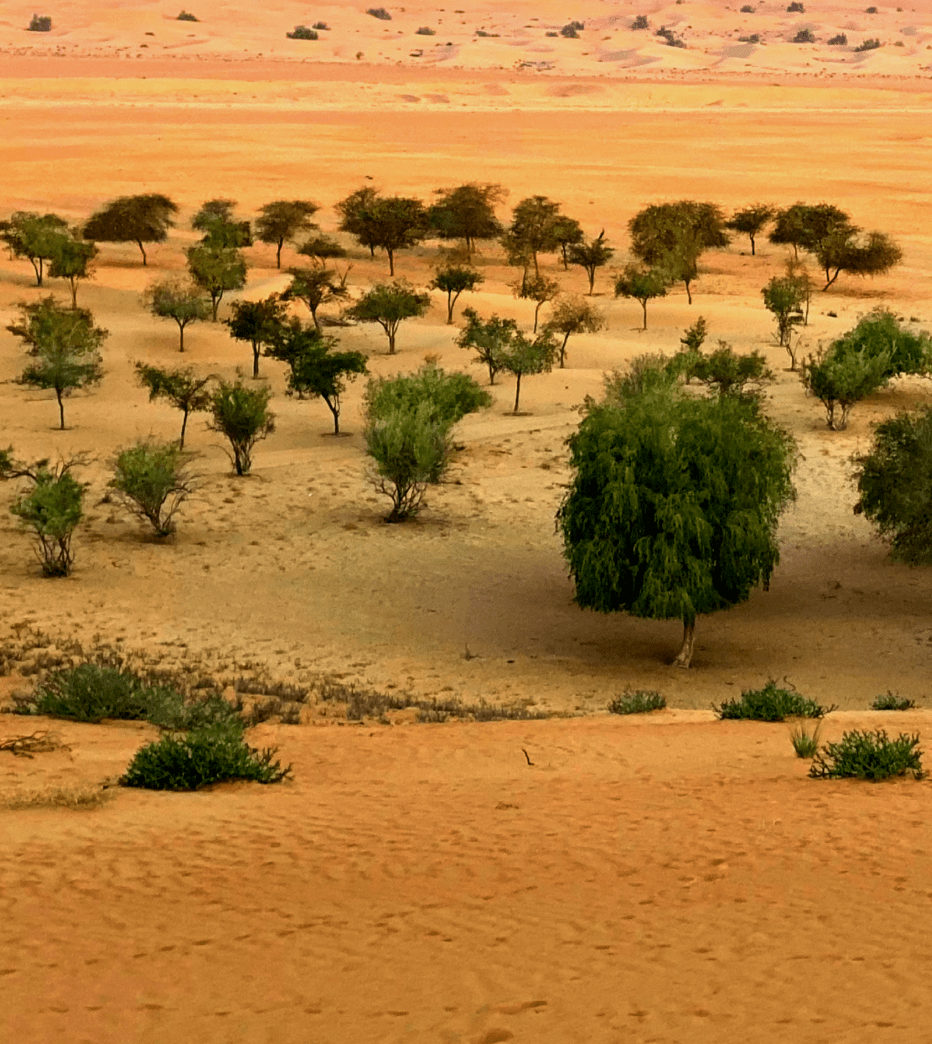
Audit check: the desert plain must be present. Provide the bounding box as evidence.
[2,2,932,1042]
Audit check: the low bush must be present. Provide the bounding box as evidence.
[800,345,890,431]
[810,729,924,780]
[208,380,275,476]
[313,21,330,30]
[738,34,761,44]
[656,26,686,47]
[121,724,292,791]
[366,7,392,19]
[365,362,492,429]
[789,721,821,758]
[740,4,756,11]
[7,458,85,577]
[608,690,666,715]
[287,25,318,40]
[631,15,650,30]
[27,14,52,31]
[871,691,917,711]
[109,440,196,538]
[561,21,584,37]
[787,1,805,10]
[714,680,832,721]
[828,33,848,45]
[793,28,815,44]
[176,10,198,21]
[855,37,881,52]
[415,26,436,35]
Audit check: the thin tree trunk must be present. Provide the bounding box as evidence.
[252,343,260,378]
[672,618,696,668]
[513,372,522,414]
[641,301,648,330]
[588,269,595,295]
[326,398,340,435]
[533,302,542,334]
[684,279,693,305]
[178,322,185,353]
[750,235,756,256]
[32,259,43,286]
[276,242,283,269]
[211,293,221,322]
[560,332,570,368]
[388,327,396,354]
[137,241,148,266]
[180,409,189,449]
[56,389,65,430]
[69,278,78,309]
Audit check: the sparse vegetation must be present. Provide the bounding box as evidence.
[632,15,650,30]
[365,362,492,431]
[1,784,112,812]
[855,38,882,52]
[793,28,816,44]
[714,680,831,721]
[287,26,319,40]
[366,7,392,20]
[828,33,848,45]
[345,280,430,354]
[208,380,275,476]
[415,26,436,35]
[134,364,214,448]
[810,729,924,781]
[800,344,890,431]
[871,691,917,711]
[27,14,52,32]
[789,721,822,758]
[109,440,196,538]
[176,11,199,22]
[787,2,805,11]
[608,690,666,715]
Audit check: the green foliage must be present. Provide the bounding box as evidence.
[828,32,848,45]
[46,234,97,308]
[567,231,614,293]
[614,264,669,329]
[810,729,924,780]
[265,320,367,435]
[365,362,492,430]
[831,309,931,379]
[345,280,430,353]
[608,690,666,715]
[143,277,210,351]
[762,275,804,354]
[789,721,822,758]
[458,307,515,384]
[602,354,681,405]
[513,274,560,332]
[428,183,505,258]
[495,327,558,413]
[871,691,917,711]
[817,230,901,289]
[83,193,178,265]
[792,28,815,43]
[430,264,483,323]
[224,294,289,378]
[559,386,796,667]
[208,381,275,475]
[551,215,584,269]
[415,25,435,35]
[255,199,319,268]
[134,363,213,448]
[185,244,247,321]
[338,193,428,275]
[631,14,650,29]
[287,25,318,39]
[20,662,239,729]
[297,235,347,261]
[28,14,52,31]
[109,440,196,537]
[508,195,565,276]
[0,211,69,286]
[727,204,774,255]
[191,199,252,248]
[121,725,292,791]
[177,10,199,21]
[367,7,392,19]
[800,345,890,431]
[853,405,932,564]
[713,680,830,721]
[3,456,86,577]
[688,342,774,400]
[561,21,584,37]
[365,403,452,521]
[545,295,605,367]
[855,37,881,52]
[282,264,349,330]
[8,296,106,429]
[787,2,805,10]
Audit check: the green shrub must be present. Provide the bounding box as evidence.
[714,680,832,721]
[810,729,924,780]
[739,33,761,43]
[28,14,52,31]
[365,362,492,428]
[208,380,275,476]
[9,460,85,577]
[871,691,917,711]
[740,4,756,11]
[632,15,650,30]
[287,25,318,40]
[18,662,241,730]
[176,10,198,21]
[793,28,815,43]
[828,33,848,45]
[787,1,805,10]
[121,725,292,791]
[855,38,881,52]
[608,690,666,715]
[789,721,822,758]
[561,22,584,38]
[367,6,391,19]
[415,26,436,35]
[800,345,890,431]
[831,309,931,379]
[109,440,196,537]
[312,21,330,30]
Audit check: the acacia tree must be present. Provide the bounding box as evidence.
[457,307,518,384]
[815,229,902,290]
[507,195,564,277]
[282,264,349,331]
[0,211,69,285]
[614,265,669,329]
[346,281,430,354]
[726,204,775,255]
[545,296,605,367]
[83,193,178,265]
[134,363,214,448]
[255,199,319,268]
[628,201,730,304]
[339,193,428,275]
[48,234,98,309]
[186,244,247,321]
[224,294,289,378]
[335,186,381,258]
[428,183,505,259]
[208,381,275,476]
[552,215,584,270]
[192,198,252,248]
[513,274,560,333]
[429,264,483,324]
[297,235,348,262]
[143,278,210,352]
[265,320,368,435]
[768,202,851,260]
[493,328,558,413]
[558,382,797,668]
[567,231,614,294]
[8,298,106,429]
[853,405,932,565]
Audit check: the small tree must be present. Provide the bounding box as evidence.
[0,211,69,286]
[208,381,275,475]
[255,200,319,268]
[83,193,178,265]
[832,309,932,380]
[800,346,891,431]
[816,229,902,290]
[364,403,452,522]
[297,235,348,261]
[507,195,564,277]
[134,363,214,448]
[551,215,584,270]
[47,234,97,309]
[614,265,668,329]
[768,202,852,260]
[429,265,483,324]
[567,231,614,294]
[457,307,519,384]
[8,298,106,429]
[545,296,605,367]
[494,329,558,413]
[339,194,428,276]
[186,244,247,321]
[1,454,86,577]
[513,274,560,333]
[265,320,368,435]
[335,186,381,258]
[345,280,430,354]
[762,276,804,362]
[689,342,774,401]
[224,295,288,378]
[726,204,775,255]
[853,405,932,565]
[143,278,210,352]
[191,198,252,248]
[428,183,505,260]
[282,264,349,331]
[558,385,796,668]
[109,440,196,537]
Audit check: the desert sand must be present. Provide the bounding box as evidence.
[1,2,932,1042]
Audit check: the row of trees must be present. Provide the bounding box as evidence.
[2,191,902,307]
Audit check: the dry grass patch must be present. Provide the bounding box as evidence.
[1,783,113,811]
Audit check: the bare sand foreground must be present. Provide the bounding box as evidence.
[2,2,932,1042]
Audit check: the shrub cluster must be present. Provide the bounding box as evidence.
[714,680,832,721]
[810,729,924,780]
[176,10,198,21]
[871,691,917,711]
[287,26,318,40]
[855,38,882,52]
[366,7,391,19]
[415,26,436,36]
[608,690,666,715]
[793,28,815,44]
[27,14,52,31]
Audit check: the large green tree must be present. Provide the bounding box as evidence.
[224,294,289,378]
[427,183,505,259]
[507,195,564,277]
[255,200,319,268]
[192,198,253,248]
[338,192,428,275]
[0,211,70,286]
[558,379,796,667]
[83,193,178,265]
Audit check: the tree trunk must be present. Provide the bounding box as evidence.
[178,322,185,353]
[32,258,43,286]
[137,241,148,266]
[211,293,221,322]
[560,245,569,271]
[532,252,540,279]
[276,241,283,269]
[446,292,456,325]
[310,305,321,333]
[69,278,78,309]
[387,248,395,276]
[180,409,189,449]
[252,343,260,378]
[326,398,340,435]
[750,235,756,256]
[684,279,693,305]
[560,333,570,368]
[513,372,522,414]
[387,327,396,354]
[672,618,696,669]
[533,302,542,334]
[56,388,65,430]
[587,268,595,295]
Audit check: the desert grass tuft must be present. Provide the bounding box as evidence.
[810,728,924,781]
[714,679,832,722]
[789,720,822,758]
[1,783,112,811]
[608,690,666,715]
[871,691,917,711]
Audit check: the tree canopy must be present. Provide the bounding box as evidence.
[83,193,178,265]
[255,200,319,268]
[346,280,430,354]
[143,278,210,352]
[282,264,349,331]
[614,265,669,329]
[192,198,252,248]
[429,264,484,324]
[507,195,564,277]
[338,192,428,275]
[0,211,70,286]
[545,296,605,367]
[47,234,98,309]
[224,294,289,378]
[567,231,614,294]
[134,363,214,448]
[428,183,505,259]
[726,204,775,255]
[185,244,247,321]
